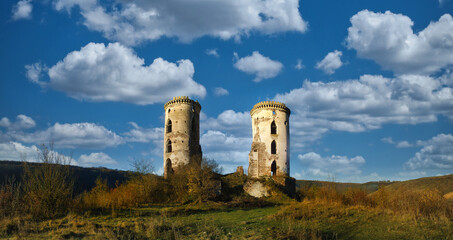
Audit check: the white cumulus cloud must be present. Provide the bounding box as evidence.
[26,42,206,105]
[234,51,283,82]
[274,74,453,148]
[0,114,123,150]
[199,110,253,172]
[405,134,453,170]
[25,62,46,86]
[11,0,32,20]
[396,141,413,148]
[0,141,76,165]
[315,50,343,74]
[201,130,251,172]
[10,122,123,149]
[381,137,414,148]
[347,10,453,75]
[213,87,229,96]
[78,152,117,167]
[52,0,307,45]
[206,49,219,57]
[298,152,366,179]
[123,122,163,143]
[295,59,305,70]
[0,114,36,130]
[202,110,251,137]
[0,142,39,161]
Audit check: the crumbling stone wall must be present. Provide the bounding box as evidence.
[248,101,290,178]
[163,96,202,178]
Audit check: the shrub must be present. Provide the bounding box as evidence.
[343,188,374,207]
[167,158,221,203]
[0,177,22,218]
[385,189,452,218]
[21,144,74,219]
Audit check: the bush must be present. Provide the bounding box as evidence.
[167,158,221,203]
[343,188,374,207]
[21,144,74,219]
[0,177,22,218]
[375,188,453,218]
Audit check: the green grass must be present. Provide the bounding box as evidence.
[1,202,451,240]
[271,201,453,240]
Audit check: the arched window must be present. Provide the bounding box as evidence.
[271,161,276,176]
[165,159,173,175]
[166,140,172,153]
[271,140,276,154]
[167,119,172,133]
[271,121,277,134]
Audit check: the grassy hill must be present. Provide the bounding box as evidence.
[297,174,453,198]
[296,179,394,194]
[379,174,453,198]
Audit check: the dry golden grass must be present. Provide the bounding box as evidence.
[444,192,453,200]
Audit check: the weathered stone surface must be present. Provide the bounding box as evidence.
[236,166,244,175]
[248,101,290,178]
[243,179,270,198]
[163,96,202,178]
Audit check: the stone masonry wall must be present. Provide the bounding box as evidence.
[163,96,202,178]
[248,101,290,178]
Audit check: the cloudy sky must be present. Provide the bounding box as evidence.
[1,0,453,182]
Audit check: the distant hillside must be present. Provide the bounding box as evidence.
[3,160,452,199]
[297,175,453,196]
[0,160,134,194]
[296,179,394,194]
[380,174,453,197]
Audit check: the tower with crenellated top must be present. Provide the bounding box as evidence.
[248,101,291,178]
[163,96,202,178]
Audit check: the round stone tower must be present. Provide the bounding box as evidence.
[163,96,202,178]
[248,101,290,178]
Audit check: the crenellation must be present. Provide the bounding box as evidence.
[248,101,290,178]
[164,96,202,110]
[162,96,294,197]
[163,96,202,178]
[250,101,291,116]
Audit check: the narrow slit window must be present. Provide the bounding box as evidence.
[271,140,276,154]
[271,121,277,134]
[167,140,172,153]
[167,119,172,133]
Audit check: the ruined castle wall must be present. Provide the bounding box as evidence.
[163,97,202,178]
[248,101,290,178]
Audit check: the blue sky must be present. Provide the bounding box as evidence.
[1,0,453,182]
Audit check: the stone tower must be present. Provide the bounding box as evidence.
[163,96,202,178]
[248,101,291,178]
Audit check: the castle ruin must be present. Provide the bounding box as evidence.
[244,101,295,197]
[163,96,202,178]
[162,97,294,197]
[248,101,291,178]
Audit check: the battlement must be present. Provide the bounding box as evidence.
[250,101,290,116]
[164,96,201,110]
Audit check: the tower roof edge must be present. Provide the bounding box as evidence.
[250,101,291,116]
[164,96,201,110]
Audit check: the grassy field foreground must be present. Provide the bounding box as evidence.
[1,200,452,240]
[1,156,452,239]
